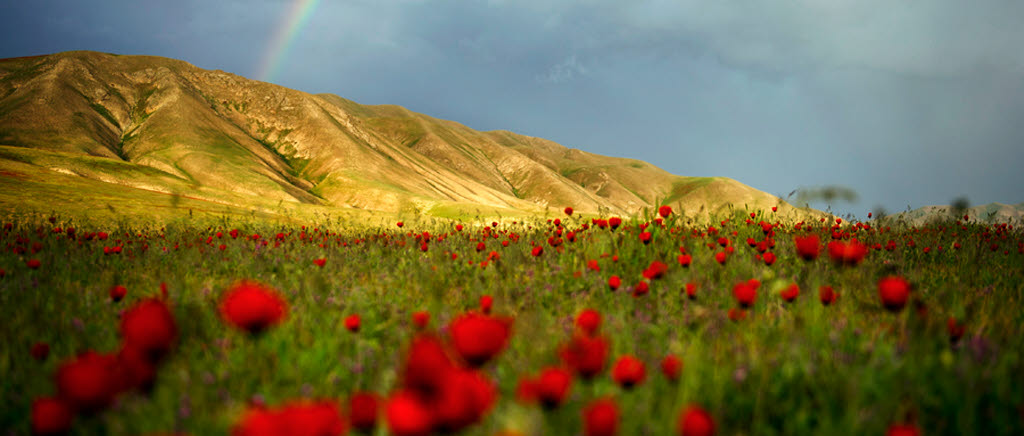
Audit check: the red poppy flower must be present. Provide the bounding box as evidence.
[611,355,646,389]
[678,254,692,267]
[234,400,346,436]
[819,286,837,306]
[559,334,610,379]
[448,313,512,367]
[642,260,668,280]
[728,308,747,322]
[639,232,652,244]
[678,405,715,436]
[609,217,622,230]
[947,317,966,343]
[479,295,493,314]
[402,335,455,396]
[886,423,921,436]
[564,207,574,216]
[575,309,602,336]
[780,284,799,303]
[108,285,127,303]
[772,206,777,212]
[432,368,497,432]
[661,355,683,382]
[26,258,41,269]
[536,367,572,409]
[608,276,621,291]
[345,314,361,333]
[714,252,727,265]
[762,252,776,266]
[120,298,177,362]
[685,283,698,300]
[878,276,911,312]
[397,221,404,228]
[349,392,378,433]
[385,392,433,436]
[31,342,50,361]
[515,376,540,404]
[56,351,118,413]
[733,281,758,308]
[658,205,673,218]
[583,398,619,436]
[633,281,650,297]
[115,344,157,393]
[531,246,544,257]
[794,235,821,261]
[313,258,327,268]
[31,397,74,435]
[827,239,868,266]
[219,281,288,334]
[412,311,430,330]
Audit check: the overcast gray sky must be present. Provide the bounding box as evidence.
[3,0,1023,217]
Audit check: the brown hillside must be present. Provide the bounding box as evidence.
[0,51,810,218]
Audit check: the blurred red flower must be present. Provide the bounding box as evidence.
[642,260,668,280]
[31,397,74,436]
[386,391,433,436]
[412,311,430,330]
[633,281,650,297]
[120,298,177,362]
[878,276,911,312]
[219,281,287,334]
[583,398,619,436]
[56,351,118,413]
[31,342,50,361]
[349,392,379,433]
[658,205,673,218]
[678,405,715,436]
[611,355,646,389]
[661,355,683,382]
[536,367,572,409]
[780,284,799,303]
[109,285,127,303]
[448,313,512,367]
[575,309,602,336]
[685,283,698,300]
[559,334,610,379]
[794,235,821,261]
[345,314,361,333]
[733,281,758,308]
[819,286,837,306]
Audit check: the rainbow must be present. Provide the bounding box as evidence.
[255,0,323,83]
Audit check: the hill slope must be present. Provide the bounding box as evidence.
[0,51,805,218]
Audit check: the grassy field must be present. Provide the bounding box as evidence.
[1,207,1022,435]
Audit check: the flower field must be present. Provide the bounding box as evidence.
[1,207,1022,435]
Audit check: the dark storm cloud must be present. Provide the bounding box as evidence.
[3,0,1023,216]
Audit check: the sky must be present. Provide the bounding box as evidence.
[3,0,1023,218]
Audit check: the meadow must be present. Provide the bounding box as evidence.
[1,206,1022,435]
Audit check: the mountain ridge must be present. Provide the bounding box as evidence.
[0,50,810,219]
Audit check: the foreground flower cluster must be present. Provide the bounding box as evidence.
[1,207,1021,435]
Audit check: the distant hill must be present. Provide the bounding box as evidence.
[0,51,811,219]
[887,203,1024,225]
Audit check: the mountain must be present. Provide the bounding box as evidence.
[888,203,1024,225]
[0,51,807,220]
